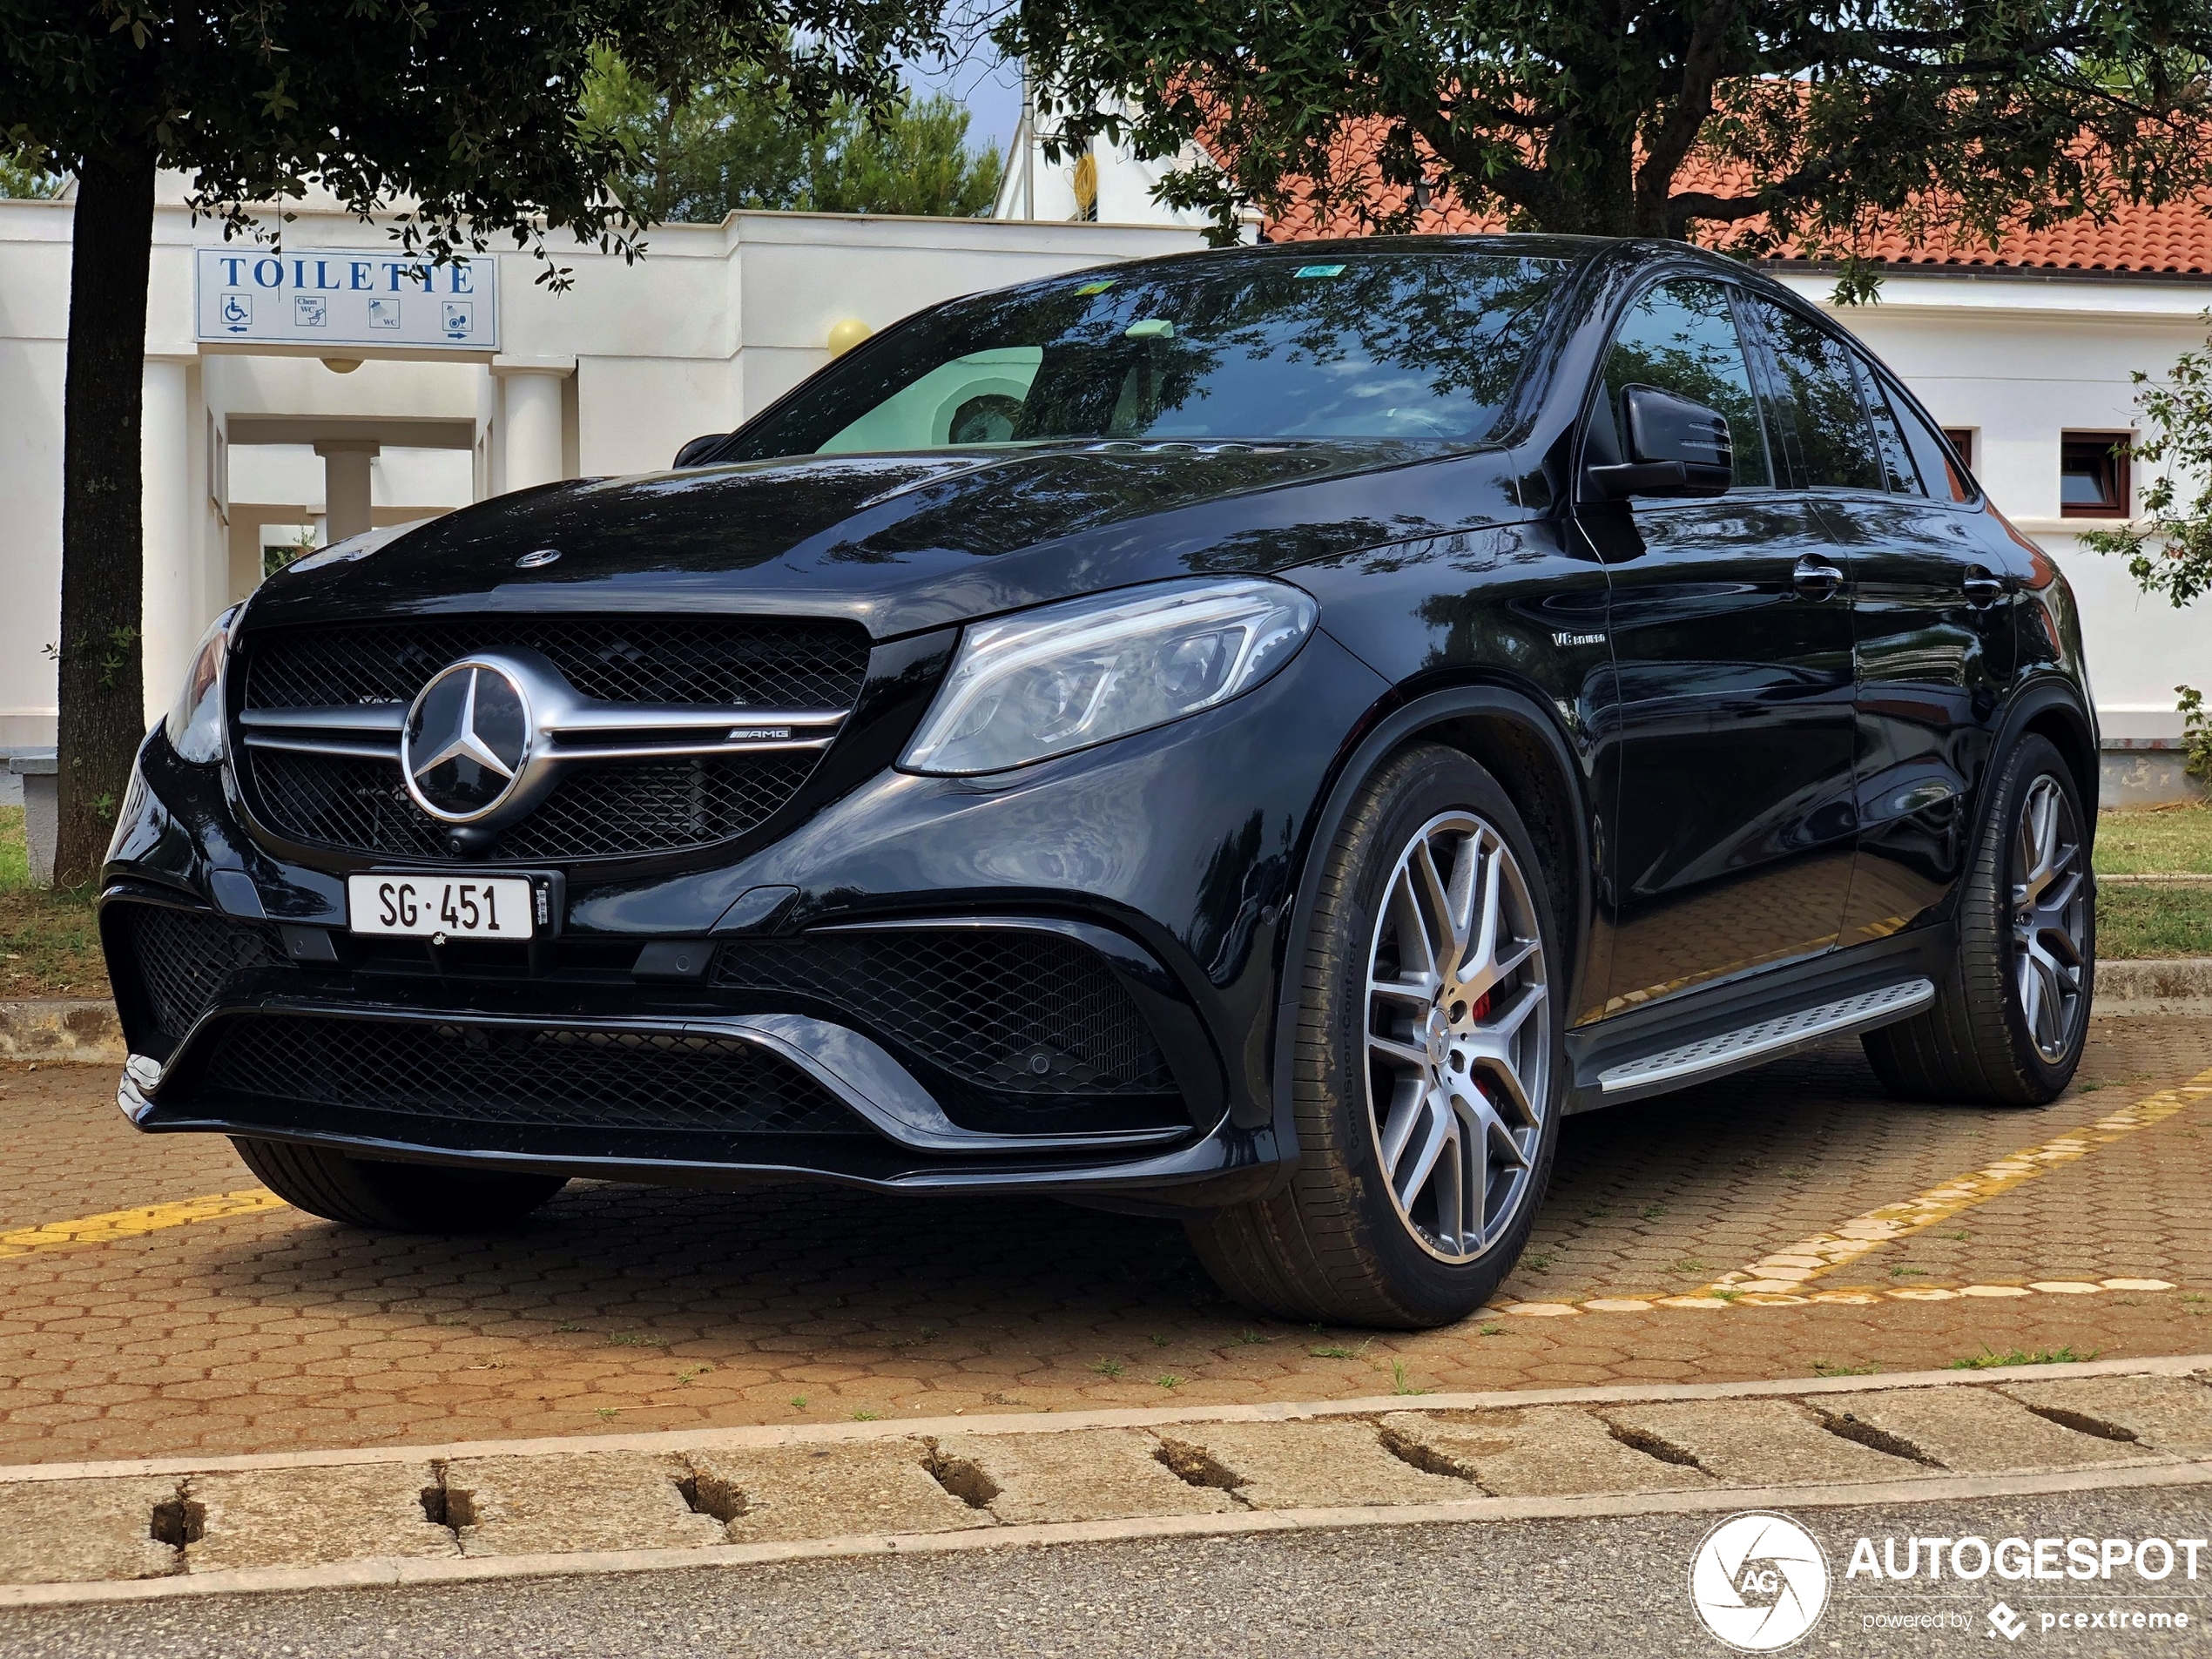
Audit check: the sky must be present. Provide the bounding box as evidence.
[902,37,1025,158]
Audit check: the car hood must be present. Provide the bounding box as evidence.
[244,440,1529,639]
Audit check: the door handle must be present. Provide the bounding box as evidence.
[1792,556,1845,600]
[1963,565,2006,608]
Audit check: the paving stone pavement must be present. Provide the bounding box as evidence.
[4,1362,2211,1600]
[0,1017,2209,1464]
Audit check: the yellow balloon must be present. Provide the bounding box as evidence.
[826,318,873,357]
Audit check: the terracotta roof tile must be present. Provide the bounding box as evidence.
[1255,124,2212,275]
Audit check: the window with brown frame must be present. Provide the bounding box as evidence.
[1942,428,1974,471]
[2060,431,2132,518]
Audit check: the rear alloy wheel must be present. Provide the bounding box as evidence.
[2012,773,2092,1062]
[1188,744,1562,1327]
[1862,733,2094,1104]
[232,1137,568,1231]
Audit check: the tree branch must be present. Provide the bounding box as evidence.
[1635,0,1740,224]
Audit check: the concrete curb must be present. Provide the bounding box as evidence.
[2101,958,2212,1010]
[5,1351,2205,1485]
[0,999,119,1065]
[3,1454,2209,1610]
[4,1354,2211,1608]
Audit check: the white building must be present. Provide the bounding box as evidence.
[0,164,2203,800]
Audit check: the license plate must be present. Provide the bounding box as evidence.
[347,874,535,939]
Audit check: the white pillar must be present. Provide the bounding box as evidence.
[314,440,379,543]
[140,355,195,726]
[501,369,567,493]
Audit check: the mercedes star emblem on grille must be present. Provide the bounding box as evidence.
[516,548,561,569]
[401,658,534,823]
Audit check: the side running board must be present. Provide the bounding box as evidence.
[1596,979,1936,1103]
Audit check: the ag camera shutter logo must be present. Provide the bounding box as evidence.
[1689,1511,1831,1650]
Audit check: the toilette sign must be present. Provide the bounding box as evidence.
[194,247,499,351]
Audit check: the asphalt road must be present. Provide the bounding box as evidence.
[9,1485,2212,1658]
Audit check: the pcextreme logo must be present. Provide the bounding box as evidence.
[1689,1511,1831,1650]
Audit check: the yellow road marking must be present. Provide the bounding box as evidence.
[1501,1276,2178,1316]
[0,1188,287,1260]
[1694,1064,2212,1299]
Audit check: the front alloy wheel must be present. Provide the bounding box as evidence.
[1187,743,1564,1327]
[1365,811,1550,1263]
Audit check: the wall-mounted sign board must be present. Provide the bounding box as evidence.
[194,247,499,352]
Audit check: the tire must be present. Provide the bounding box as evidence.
[1860,732,2094,1105]
[1187,743,1565,1328]
[231,1137,568,1231]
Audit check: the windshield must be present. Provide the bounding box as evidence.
[724,252,1568,459]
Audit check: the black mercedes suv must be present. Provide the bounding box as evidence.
[103,236,2096,1327]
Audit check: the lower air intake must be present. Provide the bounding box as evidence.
[195,1015,866,1136]
[111,903,281,1044]
[711,930,1175,1096]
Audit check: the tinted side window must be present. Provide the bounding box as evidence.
[1852,357,1923,495]
[1743,296,1883,490]
[1885,376,1974,503]
[1592,279,1772,488]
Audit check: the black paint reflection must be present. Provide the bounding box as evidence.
[1595,493,1858,1007]
[1812,496,2020,941]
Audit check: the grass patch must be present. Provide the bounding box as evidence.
[2097,804,2212,875]
[1947,1345,2098,1370]
[1811,1359,1878,1378]
[0,806,107,1000]
[2092,806,2212,959]
[2098,885,2212,959]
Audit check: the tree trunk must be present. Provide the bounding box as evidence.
[54,152,157,889]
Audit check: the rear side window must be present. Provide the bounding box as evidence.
[1589,279,1773,488]
[1742,296,1884,491]
[1885,375,1974,502]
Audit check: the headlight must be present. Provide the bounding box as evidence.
[164,607,236,765]
[901,577,1318,776]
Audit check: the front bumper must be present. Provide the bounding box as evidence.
[101,628,1390,1204]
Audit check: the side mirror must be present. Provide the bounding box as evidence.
[671,433,728,469]
[1584,386,1732,500]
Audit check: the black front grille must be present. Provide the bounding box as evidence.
[247,750,819,863]
[111,904,280,1043]
[242,617,870,711]
[711,931,1176,1096]
[197,1015,865,1136]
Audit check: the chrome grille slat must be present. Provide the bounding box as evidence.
[239,700,846,762]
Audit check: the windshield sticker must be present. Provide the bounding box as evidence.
[1294,264,1348,279]
[1124,318,1176,339]
[1073,280,1116,296]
